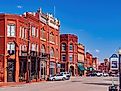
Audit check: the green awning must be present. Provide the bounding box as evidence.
[78,63,85,71]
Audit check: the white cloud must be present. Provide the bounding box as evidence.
[95,49,100,53]
[86,50,90,52]
[17,5,23,9]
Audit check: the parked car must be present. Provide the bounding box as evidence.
[60,72,71,80]
[86,73,97,77]
[49,74,67,81]
[103,73,109,77]
[96,72,103,77]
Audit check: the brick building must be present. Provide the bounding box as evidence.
[85,52,93,69]
[60,34,78,76]
[0,8,60,82]
[77,43,85,75]
[92,57,99,71]
[98,58,110,73]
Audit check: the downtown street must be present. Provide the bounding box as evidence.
[0,77,119,91]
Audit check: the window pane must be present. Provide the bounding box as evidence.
[7,43,10,50]
[32,27,35,36]
[62,43,66,51]
[22,28,24,38]
[70,44,73,50]
[7,25,10,36]
[50,48,54,57]
[11,25,15,36]
[11,43,15,50]
[69,55,73,61]
[19,27,22,37]
[32,44,36,51]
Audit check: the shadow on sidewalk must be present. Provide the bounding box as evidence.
[83,82,118,86]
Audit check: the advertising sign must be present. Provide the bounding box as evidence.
[110,54,118,70]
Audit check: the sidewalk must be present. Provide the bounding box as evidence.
[0,80,46,87]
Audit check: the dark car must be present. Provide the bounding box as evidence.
[86,73,97,77]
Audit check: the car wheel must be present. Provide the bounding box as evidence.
[62,77,66,81]
[52,78,55,81]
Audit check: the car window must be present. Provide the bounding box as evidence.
[57,74,63,76]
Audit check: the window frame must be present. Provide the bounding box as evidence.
[7,24,16,37]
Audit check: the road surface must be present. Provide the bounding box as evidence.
[0,77,119,91]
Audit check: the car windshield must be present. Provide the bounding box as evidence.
[56,74,63,76]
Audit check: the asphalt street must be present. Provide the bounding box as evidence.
[0,77,119,91]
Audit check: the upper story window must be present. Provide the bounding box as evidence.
[19,45,27,56]
[31,44,36,51]
[61,43,66,51]
[50,47,54,58]
[69,54,73,62]
[61,54,66,61]
[7,24,16,37]
[20,27,26,39]
[41,28,46,39]
[69,44,73,51]
[7,42,15,55]
[50,32,54,42]
[31,27,36,37]
[41,44,46,53]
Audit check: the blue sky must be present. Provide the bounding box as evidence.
[0,0,121,61]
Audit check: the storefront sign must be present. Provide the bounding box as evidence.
[110,54,118,70]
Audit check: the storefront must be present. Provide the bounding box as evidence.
[40,61,47,79]
[19,57,27,82]
[78,63,85,76]
[50,62,56,76]
[7,59,16,82]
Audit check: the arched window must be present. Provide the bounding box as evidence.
[41,44,46,53]
[62,43,66,51]
[50,47,54,57]
[69,43,73,51]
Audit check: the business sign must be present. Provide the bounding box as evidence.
[110,54,118,70]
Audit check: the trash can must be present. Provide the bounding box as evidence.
[109,85,117,91]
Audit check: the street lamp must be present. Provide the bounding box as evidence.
[118,49,121,91]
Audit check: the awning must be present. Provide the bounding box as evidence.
[78,63,85,71]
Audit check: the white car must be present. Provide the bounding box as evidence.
[49,74,67,81]
[96,72,103,77]
[60,72,71,80]
[103,73,109,77]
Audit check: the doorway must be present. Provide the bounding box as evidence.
[7,59,15,82]
[70,66,74,76]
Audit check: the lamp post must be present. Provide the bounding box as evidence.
[118,49,121,91]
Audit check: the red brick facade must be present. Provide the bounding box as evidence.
[85,52,93,68]
[92,57,99,71]
[0,9,60,82]
[98,59,110,73]
[60,34,78,76]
